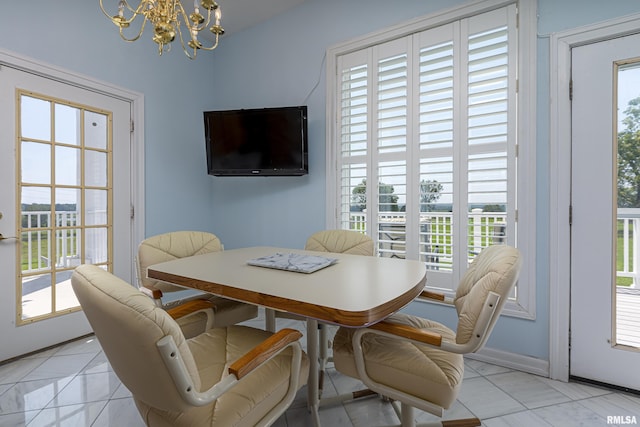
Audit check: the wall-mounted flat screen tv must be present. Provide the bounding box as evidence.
[204,106,308,176]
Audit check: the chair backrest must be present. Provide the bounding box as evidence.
[71,264,201,412]
[453,245,522,351]
[305,229,374,256]
[137,231,223,294]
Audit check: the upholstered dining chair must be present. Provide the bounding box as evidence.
[332,244,522,427]
[265,229,374,329]
[71,264,309,427]
[265,229,374,332]
[136,231,258,338]
[265,229,374,393]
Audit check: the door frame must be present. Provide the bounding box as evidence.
[0,48,145,287]
[549,13,640,381]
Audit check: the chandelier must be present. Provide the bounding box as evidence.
[99,0,224,60]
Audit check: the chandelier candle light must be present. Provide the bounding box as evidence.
[99,0,224,59]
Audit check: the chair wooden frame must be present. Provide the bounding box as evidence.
[139,285,216,328]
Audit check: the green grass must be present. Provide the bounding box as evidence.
[20,231,77,271]
[617,221,634,287]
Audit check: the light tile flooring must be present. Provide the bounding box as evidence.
[1,310,640,427]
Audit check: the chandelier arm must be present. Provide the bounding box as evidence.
[197,36,220,51]
[99,0,143,25]
[118,0,139,14]
[199,9,213,31]
[119,17,148,42]
[99,0,115,19]
[174,22,197,59]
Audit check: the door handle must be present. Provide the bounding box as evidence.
[0,233,17,241]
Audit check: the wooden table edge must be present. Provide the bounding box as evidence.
[147,268,426,327]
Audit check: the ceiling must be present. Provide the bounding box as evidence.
[217,0,306,35]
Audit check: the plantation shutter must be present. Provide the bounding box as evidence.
[375,38,410,259]
[336,4,517,294]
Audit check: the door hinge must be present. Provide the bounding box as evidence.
[130,204,135,219]
[569,205,572,225]
[569,79,573,101]
[130,119,135,133]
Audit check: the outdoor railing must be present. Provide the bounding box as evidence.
[352,208,636,288]
[618,208,640,288]
[20,208,638,287]
[21,210,107,274]
[349,209,507,269]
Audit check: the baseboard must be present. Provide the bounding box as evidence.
[465,346,550,378]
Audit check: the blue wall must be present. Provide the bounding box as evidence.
[2,0,640,364]
[204,0,468,249]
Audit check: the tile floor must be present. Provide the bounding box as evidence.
[1,310,639,426]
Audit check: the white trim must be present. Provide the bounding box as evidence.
[510,0,537,321]
[325,0,537,320]
[0,48,145,283]
[549,12,640,381]
[467,346,550,378]
[326,0,519,57]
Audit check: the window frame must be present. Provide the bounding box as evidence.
[325,0,536,319]
[16,90,114,324]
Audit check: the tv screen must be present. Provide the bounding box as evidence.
[204,106,308,176]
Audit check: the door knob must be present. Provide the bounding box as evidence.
[0,233,17,241]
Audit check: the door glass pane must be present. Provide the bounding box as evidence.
[21,142,51,184]
[21,230,51,274]
[22,273,52,319]
[55,104,80,146]
[85,189,107,226]
[55,270,78,311]
[55,145,80,186]
[21,96,50,141]
[22,187,50,211]
[56,188,81,224]
[85,150,107,187]
[615,61,640,348]
[85,111,108,150]
[18,92,113,323]
[86,227,108,264]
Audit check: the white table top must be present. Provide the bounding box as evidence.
[147,246,427,327]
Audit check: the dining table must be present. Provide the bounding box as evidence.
[147,246,427,426]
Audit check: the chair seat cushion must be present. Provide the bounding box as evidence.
[333,313,464,410]
[136,325,309,427]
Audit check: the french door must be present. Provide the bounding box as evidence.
[571,33,640,390]
[0,62,133,361]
